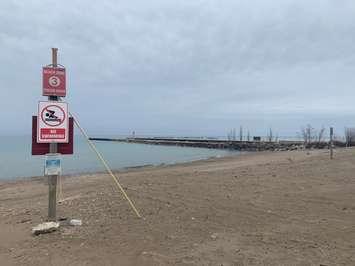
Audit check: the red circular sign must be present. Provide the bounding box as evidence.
[40,105,66,127]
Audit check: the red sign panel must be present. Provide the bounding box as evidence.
[40,128,66,140]
[32,116,74,155]
[42,67,66,97]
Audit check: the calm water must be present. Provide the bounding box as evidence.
[0,136,237,180]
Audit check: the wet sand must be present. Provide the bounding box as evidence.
[1,148,355,265]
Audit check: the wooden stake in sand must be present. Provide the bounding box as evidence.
[69,112,142,218]
[330,127,334,159]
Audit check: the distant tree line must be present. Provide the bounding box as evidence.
[300,124,326,145]
[226,124,355,148]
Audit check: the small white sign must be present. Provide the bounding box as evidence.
[37,101,69,143]
[44,154,62,176]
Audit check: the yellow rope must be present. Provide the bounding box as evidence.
[69,112,142,218]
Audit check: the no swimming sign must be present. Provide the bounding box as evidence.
[37,101,69,143]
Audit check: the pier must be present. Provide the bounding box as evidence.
[88,137,334,151]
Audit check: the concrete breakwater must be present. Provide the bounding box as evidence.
[89,137,341,151]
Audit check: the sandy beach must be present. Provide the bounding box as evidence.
[1,148,355,265]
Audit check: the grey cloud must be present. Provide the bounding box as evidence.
[1,0,355,137]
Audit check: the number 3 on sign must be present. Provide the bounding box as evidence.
[49,76,60,87]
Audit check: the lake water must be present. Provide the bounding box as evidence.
[0,136,237,180]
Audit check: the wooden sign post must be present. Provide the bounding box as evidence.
[31,48,74,224]
[48,48,59,221]
[330,127,334,160]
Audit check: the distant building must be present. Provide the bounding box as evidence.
[253,136,261,142]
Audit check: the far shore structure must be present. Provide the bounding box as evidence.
[89,135,343,152]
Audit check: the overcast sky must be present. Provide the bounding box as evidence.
[1,0,355,137]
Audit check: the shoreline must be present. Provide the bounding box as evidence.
[0,137,238,182]
[0,148,328,183]
[0,152,243,183]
